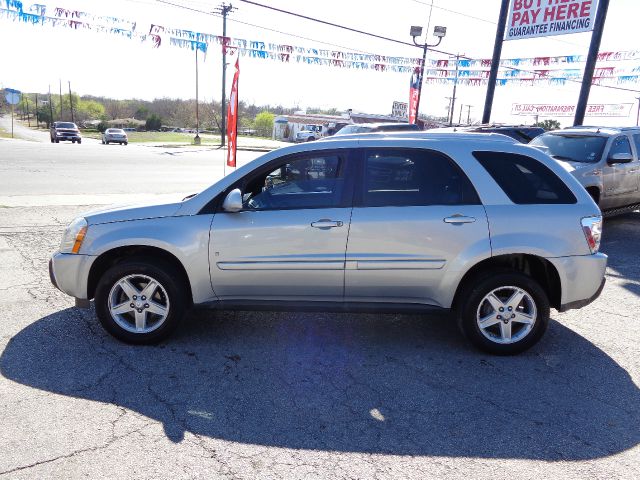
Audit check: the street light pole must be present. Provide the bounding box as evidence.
[410,25,446,124]
[218,3,235,147]
[636,96,640,127]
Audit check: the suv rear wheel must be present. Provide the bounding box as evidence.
[457,270,549,355]
[94,258,188,344]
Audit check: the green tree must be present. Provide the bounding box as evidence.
[134,106,149,120]
[254,111,274,137]
[534,119,561,131]
[146,113,162,131]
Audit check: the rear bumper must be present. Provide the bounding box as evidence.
[547,252,608,312]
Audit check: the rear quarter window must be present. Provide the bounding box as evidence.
[473,151,577,204]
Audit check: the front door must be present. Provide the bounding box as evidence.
[602,135,639,207]
[209,151,354,301]
[344,148,490,306]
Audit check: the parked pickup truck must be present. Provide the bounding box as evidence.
[531,126,640,215]
[295,124,325,142]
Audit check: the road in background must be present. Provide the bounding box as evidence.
[0,139,262,206]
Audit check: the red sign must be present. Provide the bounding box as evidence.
[505,0,597,41]
[227,58,240,168]
[408,68,420,124]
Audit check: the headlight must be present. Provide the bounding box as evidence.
[60,217,88,254]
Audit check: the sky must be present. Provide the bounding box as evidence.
[1,0,639,127]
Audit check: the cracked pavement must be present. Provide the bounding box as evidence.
[0,141,639,479]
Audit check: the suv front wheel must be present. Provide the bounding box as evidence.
[457,270,549,355]
[94,258,188,344]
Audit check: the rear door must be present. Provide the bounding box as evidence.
[603,135,639,205]
[344,148,490,306]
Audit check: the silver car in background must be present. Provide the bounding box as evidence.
[102,128,129,145]
[530,126,640,214]
[49,133,606,354]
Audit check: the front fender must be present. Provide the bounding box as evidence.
[82,215,215,304]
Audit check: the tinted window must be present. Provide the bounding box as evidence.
[530,134,606,163]
[634,134,640,157]
[609,136,632,157]
[56,122,76,129]
[474,151,576,204]
[242,154,345,210]
[363,149,479,207]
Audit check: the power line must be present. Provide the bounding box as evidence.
[237,0,416,48]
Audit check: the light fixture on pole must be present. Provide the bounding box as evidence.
[409,24,446,124]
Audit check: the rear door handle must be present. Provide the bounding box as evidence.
[444,215,476,224]
[311,219,344,229]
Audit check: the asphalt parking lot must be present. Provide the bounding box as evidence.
[0,139,638,479]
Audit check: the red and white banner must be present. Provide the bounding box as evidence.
[505,0,598,41]
[226,58,239,168]
[511,102,633,117]
[408,68,420,124]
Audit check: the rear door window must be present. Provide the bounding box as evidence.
[473,151,577,204]
[362,149,480,207]
[634,134,640,159]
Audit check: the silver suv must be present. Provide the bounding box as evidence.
[530,126,640,214]
[49,134,607,354]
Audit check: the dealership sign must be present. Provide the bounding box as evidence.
[505,0,598,41]
[512,103,633,117]
[392,101,408,119]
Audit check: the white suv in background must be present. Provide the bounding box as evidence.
[49,133,607,354]
[531,126,640,214]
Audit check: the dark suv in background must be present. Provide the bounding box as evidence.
[50,122,82,144]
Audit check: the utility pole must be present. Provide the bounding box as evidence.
[445,96,453,122]
[635,96,640,127]
[48,85,54,125]
[26,95,31,127]
[217,3,236,147]
[458,104,464,125]
[68,81,75,124]
[574,0,610,126]
[449,53,460,126]
[466,105,472,124]
[482,0,510,124]
[35,93,39,128]
[194,48,201,144]
[59,79,63,121]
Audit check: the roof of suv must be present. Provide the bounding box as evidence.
[321,131,518,143]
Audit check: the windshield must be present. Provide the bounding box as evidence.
[56,122,77,129]
[108,129,125,133]
[334,125,372,135]
[530,134,607,163]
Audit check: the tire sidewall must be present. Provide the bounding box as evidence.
[458,271,550,355]
[94,259,187,344]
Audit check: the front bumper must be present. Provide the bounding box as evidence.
[49,252,96,301]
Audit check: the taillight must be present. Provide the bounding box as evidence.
[581,216,602,254]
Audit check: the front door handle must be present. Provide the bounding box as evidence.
[311,219,344,229]
[444,215,476,224]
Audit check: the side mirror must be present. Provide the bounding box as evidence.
[222,188,243,212]
[607,152,633,164]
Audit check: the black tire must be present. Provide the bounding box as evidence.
[124,142,128,145]
[55,138,59,143]
[306,137,315,142]
[72,140,76,144]
[101,139,105,144]
[94,258,189,345]
[105,141,109,145]
[50,137,54,143]
[456,269,549,355]
[78,139,82,144]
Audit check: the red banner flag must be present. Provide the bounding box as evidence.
[408,67,420,124]
[227,58,240,168]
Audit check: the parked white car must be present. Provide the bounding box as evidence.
[102,128,128,145]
